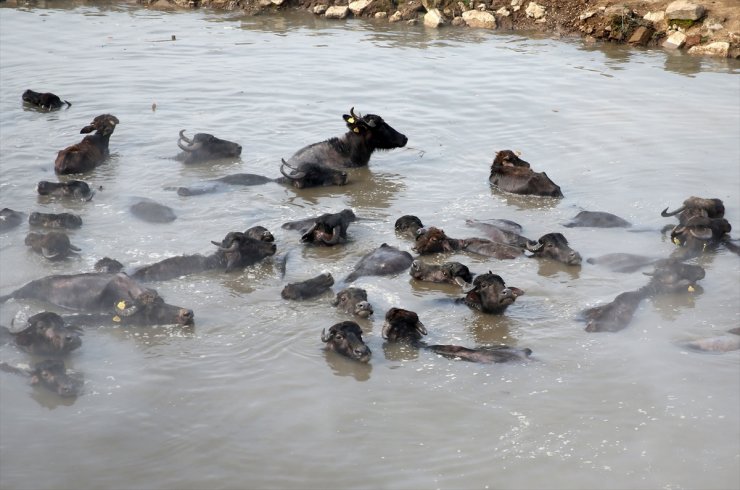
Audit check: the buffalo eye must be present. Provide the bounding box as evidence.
[334,333,344,341]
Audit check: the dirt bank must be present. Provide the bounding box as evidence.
[136,0,739,58]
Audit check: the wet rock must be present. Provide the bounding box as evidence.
[496,7,510,16]
[665,1,705,21]
[451,16,465,26]
[325,5,349,18]
[349,0,372,16]
[688,41,730,57]
[375,11,387,18]
[663,30,687,49]
[628,25,654,45]
[462,10,496,28]
[389,11,403,22]
[313,4,327,14]
[525,1,545,19]
[424,8,446,27]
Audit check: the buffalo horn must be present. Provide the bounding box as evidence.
[280,159,306,180]
[115,300,139,317]
[321,328,332,343]
[178,130,193,144]
[525,240,543,252]
[688,227,713,240]
[324,226,342,245]
[41,248,61,259]
[212,240,240,253]
[415,321,428,337]
[661,205,686,217]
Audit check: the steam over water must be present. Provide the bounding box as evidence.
[1,3,739,489]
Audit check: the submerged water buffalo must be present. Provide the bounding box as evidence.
[22,89,71,110]
[0,208,24,232]
[586,253,659,273]
[2,311,82,355]
[55,114,120,174]
[321,321,371,363]
[394,215,424,238]
[683,327,740,353]
[299,210,355,246]
[413,227,521,260]
[130,199,177,224]
[409,259,473,286]
[460,273,524,314]
[37,180,95,201]
[0,272,194,326]
[344,244,414,283]
[331,287,373,318]
[94,257,124,273]
[525,233,582,265]
[281,273,335,300]
[283,107,407,170]
[465,218,525,241]
[24,231,81,260]
[427,344,533,363]
[132,229,277,281]
[1,360,82,398]
[582,259,706,333]
[29,211,82,229]
[661,196,725,224]
[488,150,563,198]
[564,211,631,228]
[670,215,732,258]
[282,209,356,233]
[176,130,242,163]
[381,307,428,343]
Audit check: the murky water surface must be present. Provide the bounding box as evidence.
[1,3,739,489]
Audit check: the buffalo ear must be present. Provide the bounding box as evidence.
[343,114,366,134]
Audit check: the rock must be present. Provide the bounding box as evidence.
[663,30,687,49]
[389,11,403,22]
[525,2,545,19]
[451,16,465,26]
[375,11,387,18]
[684,33,702,48]
[665,1,705,21]
[476,3,486,11]
[644,11,665,23]
[396,0,425,20]
[313,4,327,14]
[270,0,285,5]
[605,5,629,17]
[510,0,523,7]
[462,10,496,28]
[424,8,446,27]
[325,5,349,19]
[579,11,596,21]
[407,18,418,25]
[496,7,510,16]
[688,41,730,57]
[348,0,372,16]
[628,25,654,45]
[702,17,724,31]
[421,0,438,10]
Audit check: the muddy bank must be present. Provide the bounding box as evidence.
[135,0,740,58]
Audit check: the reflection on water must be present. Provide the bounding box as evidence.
[324,349,372,381]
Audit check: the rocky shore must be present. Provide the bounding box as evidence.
[135,0,739,58]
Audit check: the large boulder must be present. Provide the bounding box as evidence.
[663,30,687,49]
[525,1,545,19]
[349,0,372,16]
[462,10,496,29]
[688,41,730,57]
[424,8,446,28]
[325,5,349,18]
[665,1,705,21]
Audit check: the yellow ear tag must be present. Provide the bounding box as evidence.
[353,127,360,133]
[673,237,681,246]
[347,117,355,124]
[112,315,121,323]
[116,301,127,311]
[687,285,695,293]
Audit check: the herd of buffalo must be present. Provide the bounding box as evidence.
[0,89,738,399]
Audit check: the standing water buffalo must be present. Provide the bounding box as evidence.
[2,311,82,356]
[24,231,81,260]
[1,360,82,398]
[55,114,120,174]
[281,273,335,300]
[283,107,407,170]
[22,89,71,110]
[321,321,372,363]
[0,208,24,232]
[331,287,373,318]
[176,130,242,163]
[409,259,473,286]
[29,211,83,229]
[0,273,194,326]
[488,150,563,198]
[37,180,95,201]
[460,273,524,314]
[344,244,414,283]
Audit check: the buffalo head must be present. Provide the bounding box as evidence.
[381,307,427,343]
[461,273,524,314]
[525,233,582,265]
[11,311,82,356]
[321,321,371,363]
[113,290,194,326]
[178,130,242,163]
[343,107,408,150]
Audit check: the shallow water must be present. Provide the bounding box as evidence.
[0,3,739,489]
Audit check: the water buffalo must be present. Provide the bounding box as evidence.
[409,259,473,286]
[282,209,356,233]
[0,273,194,326]
[460,273,524,314]
[55,114,120,174]
[394,215,424,238]
[245,225,275,242]
[28,211,82,229]
[283,107,407,170]
[0,208,24,232]
[564,211,631,228]
[321,321,371,363]
[489,150,563,198]
[281,273,335,300]
[132,230,277,281]
[683,327,740,353]
[331,287,373,318]
[413,227,521,259]
[176,130,242,163]
[661,196,725,224]
[94,257,124,273]
[524,233,582,265]
[465,218,524,238]
[426,344,533,363]
[24,231,81,260]
[22,89,71,110]
[300,210,355,245]
[130,199,177,224]
[344,244,414,283]
[586,253,659,273]
[670,215,732,259]
[278,159,349,189]
[37,180,95,201]
[381,307,427,343]
[1,360,82,398]
[582,259,705,333]
[3,311,82,356]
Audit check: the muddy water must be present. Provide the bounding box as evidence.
[1,3,738,489]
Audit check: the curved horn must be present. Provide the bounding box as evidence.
[178,130,193,144]
[212,240,240,253]
[324,225,343,245]
[280,159,306,180]
[115,300,139,317]
[525,240,543,252]
[69,244,81,252]
[300,223,318,243]
[178,140,203,153]
[661,205,686,217]
[41,248,61,259]
[321,328,332,343]
[350,107,358,120]
[688,227,713,240]
[415,321,428,337]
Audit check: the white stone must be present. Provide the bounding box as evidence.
[462,10,496,28]
[349,0,372,16]
[424,9,446,27]
[476,3,486,11]
[496,7,510,16]
[375,11,387,18]
[325,5,349,19]
[510,0,522,6]
[688,41,730,57]
[270,0,284,5]
[665,0,705,21]
[525,2,545,19]
[312,4,327,14]
[643,11,665,23]
[579,11,596,21]
[389,11,403,22]
[662,30,687,49]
